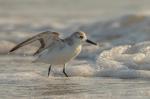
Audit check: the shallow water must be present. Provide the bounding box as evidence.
[1,77,150,99]
[0,55,150,99]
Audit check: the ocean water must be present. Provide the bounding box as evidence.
[1,0,150,99]
[0,55,150,99]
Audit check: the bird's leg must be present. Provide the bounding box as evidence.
[63,64,68,77]
[48,65,52,77]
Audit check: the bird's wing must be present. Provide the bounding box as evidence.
[9,31,61,55]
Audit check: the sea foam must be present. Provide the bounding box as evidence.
[95,41,150,79]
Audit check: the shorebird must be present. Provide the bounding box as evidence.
[9,31,97,77]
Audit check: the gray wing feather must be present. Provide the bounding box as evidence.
[9,31,60,55]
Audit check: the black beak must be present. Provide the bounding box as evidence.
[86,39,97,45]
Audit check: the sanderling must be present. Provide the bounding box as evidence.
[9,31,97,77]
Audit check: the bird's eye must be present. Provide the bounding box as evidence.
[80,36,84,39]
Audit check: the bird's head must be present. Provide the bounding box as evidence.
[71,31,97,45]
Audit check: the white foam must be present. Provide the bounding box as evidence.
[95,41,150,79]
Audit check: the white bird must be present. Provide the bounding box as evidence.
[9,31,97,77]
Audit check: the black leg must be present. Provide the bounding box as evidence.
[63,64,68,77]
[48,65,52,77]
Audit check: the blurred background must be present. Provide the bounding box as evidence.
[1,0,150,99]
[0,0,150,54]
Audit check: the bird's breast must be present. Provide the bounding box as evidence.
[74,45,82,56]
[62,44,82,61]
[37,44,82,65]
